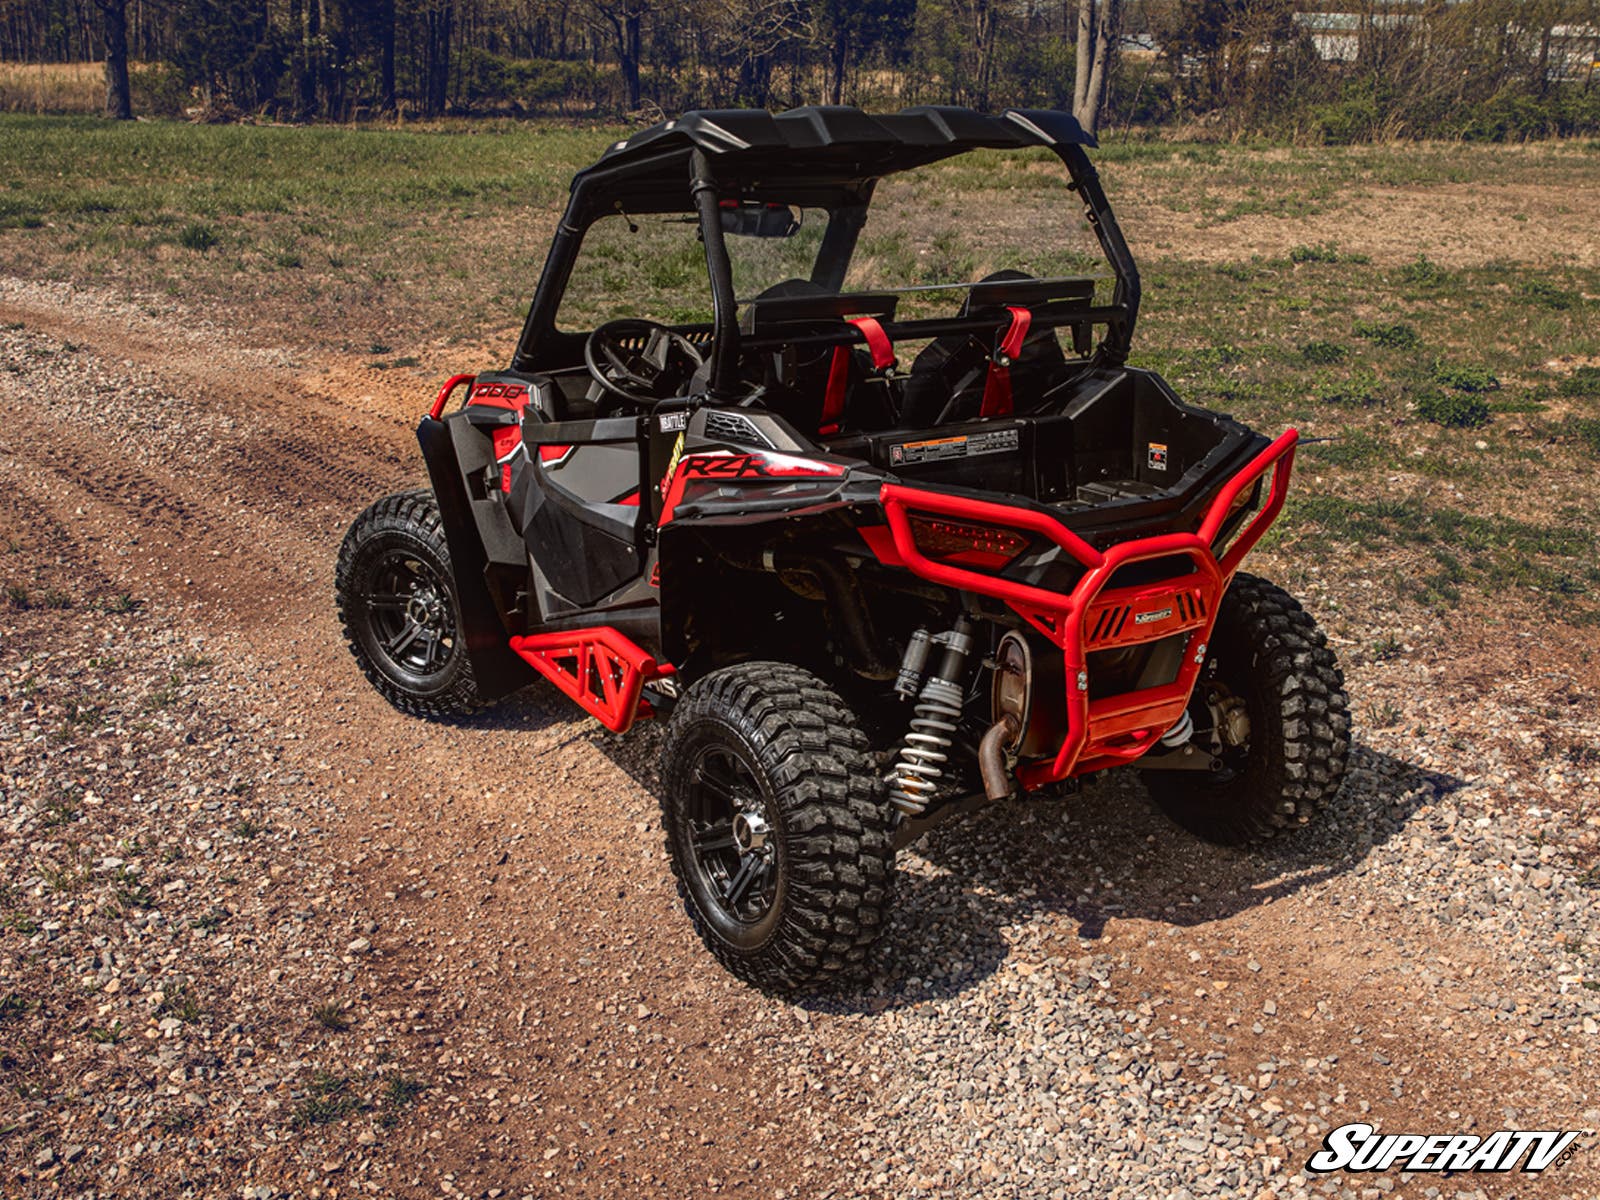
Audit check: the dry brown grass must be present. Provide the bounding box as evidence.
[0,61,106,115]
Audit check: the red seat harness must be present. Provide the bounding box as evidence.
[979,306,1033,418]
[820,316,895,436]
[818,305,1034,434]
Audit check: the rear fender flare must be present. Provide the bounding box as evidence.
[416,416,537,701]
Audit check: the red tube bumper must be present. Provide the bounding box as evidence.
[872,429,1298,788]
[428,374,477,420]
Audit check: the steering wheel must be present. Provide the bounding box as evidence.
[584,319,704,407]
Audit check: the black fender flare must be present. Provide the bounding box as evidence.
[416,415,537,701]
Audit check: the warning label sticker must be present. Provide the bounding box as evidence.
[890,427,1020,466]
[1147,442,1169,471]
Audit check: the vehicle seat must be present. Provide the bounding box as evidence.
[899,270,1067,427]
[738,279,895,436]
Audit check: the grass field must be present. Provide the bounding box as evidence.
[2,113,1599,628]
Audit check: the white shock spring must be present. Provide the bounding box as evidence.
[889,678,963,816]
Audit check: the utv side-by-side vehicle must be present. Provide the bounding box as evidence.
[336,105,1350,990]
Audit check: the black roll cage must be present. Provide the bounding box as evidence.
[511,106,1142,399]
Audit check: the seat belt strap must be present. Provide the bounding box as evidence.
[980,306,1032,418]
[820,316,896,436]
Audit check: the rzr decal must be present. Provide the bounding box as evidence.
[681,453,845,481]
[658,448,846,525]
[469,381,531,411]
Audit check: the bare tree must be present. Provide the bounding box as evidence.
[1072,0,1120,136]
[587,0,647,110]
[97,0,133,119]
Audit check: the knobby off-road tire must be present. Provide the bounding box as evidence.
[335,489,481,717]
[1142,572,1349,846]
[660,662,895,992]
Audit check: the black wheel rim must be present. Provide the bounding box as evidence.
[686,745,780,931]
[364,551,457,679]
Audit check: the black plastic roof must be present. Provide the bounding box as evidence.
[574,105,1095,193]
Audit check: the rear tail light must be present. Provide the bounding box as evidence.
[908,516,1029,569]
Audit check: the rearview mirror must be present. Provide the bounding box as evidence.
[719,203,800,239]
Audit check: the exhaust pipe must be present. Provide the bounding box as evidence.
[979,714,1020,802]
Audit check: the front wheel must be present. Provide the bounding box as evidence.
[335,489,481,717]
[659,662,895,992]
[1141,572,1350,846]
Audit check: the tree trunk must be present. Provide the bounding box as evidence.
[828,30,847,106]
[972,0,995,109]
[1075,0,1118,137]
[380,0,396,114]
[623,7,641,109]
[425,0,454,117]
[299,0,320,120]
[99,0,132,120]
[1073,0,1092,120]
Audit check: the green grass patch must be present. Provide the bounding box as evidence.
[377,1074,427,1128]
[1559,367,1600,397]
[1431,360,1500,392]
[1353,320,1422,350]
[292,1071,363,1127]
[1561,417,1600,453]
[177,222,219,252]
[1518,279,1578,310]
[1281,492,1598,610]
[1399,255,1452,287]
[1289,242,1343,264]
[1415,389,1490,428]
[157,984,202,1024]
[1300,340,1346,365]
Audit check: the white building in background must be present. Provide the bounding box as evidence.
[1288,9,1598,81]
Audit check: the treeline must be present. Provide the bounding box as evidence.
[2,0,1598,141]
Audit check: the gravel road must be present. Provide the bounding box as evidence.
[2,277,1597,1199]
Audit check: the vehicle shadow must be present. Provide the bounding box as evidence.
[573,722,1468,1015]
[800,740,1469,1015]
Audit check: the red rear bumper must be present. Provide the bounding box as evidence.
[871,429,1298,788]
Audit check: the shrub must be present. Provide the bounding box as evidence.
[130,63,189,118]
[1353,320,1420,350]
[1400,255,1451,287]
[1414,390,1490,429]
[1300,340,1346,365]
[1432,360,1500,393]
[1290,243,1341,264]
[1320,372,1383,406]
[1311,91,1382,145]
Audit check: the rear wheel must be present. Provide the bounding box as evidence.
[335,489,481,717]
[659,662,894,992]
[1141,572,1349,845]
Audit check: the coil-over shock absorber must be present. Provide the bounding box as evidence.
[888,617,975,816]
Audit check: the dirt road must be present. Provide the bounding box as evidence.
[2,277,1598,1199]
